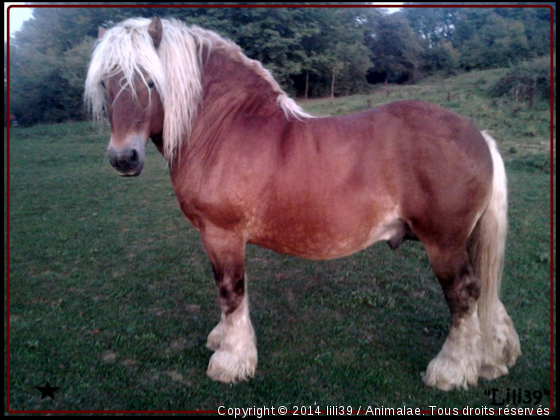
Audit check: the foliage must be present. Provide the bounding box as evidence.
[366,12,423,84]
[7,4,554,126]
[405,5,552,71]
[10,44,66,125]
[404,7,459,47]
[489,55,555,104]
[420,41,459,75]
[457,11,530,70]
[169,7,378,97]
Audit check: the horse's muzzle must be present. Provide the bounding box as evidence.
[107,146,144,176]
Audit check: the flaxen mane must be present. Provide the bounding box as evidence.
[85,17,311,162]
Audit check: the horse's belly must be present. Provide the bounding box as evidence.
[249,211,401,260]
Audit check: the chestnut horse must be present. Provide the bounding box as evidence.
[85,17,520,391]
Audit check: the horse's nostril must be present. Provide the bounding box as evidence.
[130,149,139,163]
[117,159,130,171]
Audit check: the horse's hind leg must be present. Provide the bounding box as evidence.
[422,244,483,391]
[201,229,257,383]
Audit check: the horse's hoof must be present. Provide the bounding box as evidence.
[206,348,257,384]
[422,353,480,391]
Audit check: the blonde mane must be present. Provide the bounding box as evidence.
[85,17,312,163]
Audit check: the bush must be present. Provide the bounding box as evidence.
[489,56,554,104]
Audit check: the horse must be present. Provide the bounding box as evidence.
[85,16,520,391]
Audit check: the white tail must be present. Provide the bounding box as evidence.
[470,131,508,331]
[468,130,520,379]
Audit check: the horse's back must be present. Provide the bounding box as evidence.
[284,99,493,215]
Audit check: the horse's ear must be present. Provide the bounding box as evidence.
[98,26,106,39]
[148,16,163,49]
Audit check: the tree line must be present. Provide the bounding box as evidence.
[7,2,554,126]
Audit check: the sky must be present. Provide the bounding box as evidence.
[4,2,404,41]
[5,2,33,41]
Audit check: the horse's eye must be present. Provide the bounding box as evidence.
[101,81,106,89]
[147,81,155,89]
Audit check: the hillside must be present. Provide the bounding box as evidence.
[300,62,553,175]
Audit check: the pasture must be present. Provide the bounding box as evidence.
[6,66,553,412]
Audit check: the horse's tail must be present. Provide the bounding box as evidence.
[468,131,508,334]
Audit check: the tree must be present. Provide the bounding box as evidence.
[404,8,459,47]
[404,4,551,74]
[421,41,459,75]
[10,43,61,125]
[454,10,530,70]
[404,8,460,76]
[9,6,173,125]
[175,7,376,97]
[366,12,423,84]
[493,6,553,56]
[298,8,376,97]
[9,4,552,126]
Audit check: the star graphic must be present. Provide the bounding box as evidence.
[35,381,60,400]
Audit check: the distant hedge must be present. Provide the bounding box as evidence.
[489,56,554,104]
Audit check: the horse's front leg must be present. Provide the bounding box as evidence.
[201,228,257,383]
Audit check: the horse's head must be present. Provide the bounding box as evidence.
[86,17,165,176]
[103,67,164,176]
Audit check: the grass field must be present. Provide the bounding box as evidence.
[6,66,555,412]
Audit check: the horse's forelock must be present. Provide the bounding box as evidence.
[85,19,167,126]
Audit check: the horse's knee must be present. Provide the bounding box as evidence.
[202,230,247,315]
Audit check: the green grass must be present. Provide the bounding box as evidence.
[6,68,554,412]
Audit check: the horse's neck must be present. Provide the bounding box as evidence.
[199,47,282,122]
[171,47,286,181]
